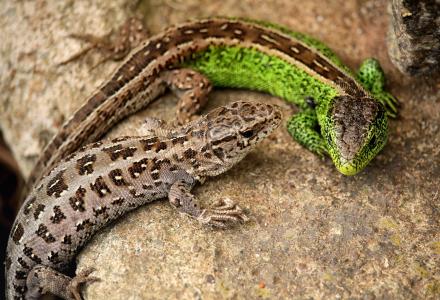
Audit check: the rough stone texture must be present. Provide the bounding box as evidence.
[387,0,440,77]
[1,0,439,299]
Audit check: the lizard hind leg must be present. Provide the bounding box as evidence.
[357,58,398,117]
[168,180,248,229]
[160,68,213,125]
[287,108,328,157]
[26,265,98,300]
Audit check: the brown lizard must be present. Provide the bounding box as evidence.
[6,101,282,300]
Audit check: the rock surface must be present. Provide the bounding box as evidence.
[1,0,439,299]
[387,0,440,76]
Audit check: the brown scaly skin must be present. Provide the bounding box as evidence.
[6,101,282,300]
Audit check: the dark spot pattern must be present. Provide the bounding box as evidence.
[36,224,56,243]
[102,144,123,160]
[129,189,145,198]
[33,204,45,220]
[121,146,137,159]
[48,251,61,264]
[5,256,12,271]
[93,206,109,218]
[142,184,154,190]
[76,219,94,232]
[111,136,131,143]
[17,257,29,269]
[46,170,68,198]
[183,148,197,159]
[111,197,125,206]
[213,148,225,160]
[151,158,170,172]
[50,206,66,224]
[171,136,187,145]
[102,144,137,161]
[154,142,168,153]
[62,235,72,245]
[76,153,97,175]
[14,283,27,294]
[15,270,27,280]
[128,158,148,178]
[12,223,24,244]
[151,171,160,181]
[90,176,111,198]
[78,141,103,153]
[23,245,42,264]
[109,168,127,186]
[69,186,87,212]
[140,137,159,151]
[211,135,235,146]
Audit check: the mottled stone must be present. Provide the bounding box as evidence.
[387,0,440,76]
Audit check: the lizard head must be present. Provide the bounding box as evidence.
[197,101,282,177]
[323,95,388,175]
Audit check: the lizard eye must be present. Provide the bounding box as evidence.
[240,130,254,138]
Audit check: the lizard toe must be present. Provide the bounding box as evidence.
[68,268,100,300]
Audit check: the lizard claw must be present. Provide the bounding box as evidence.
[68,268,100,300]
[198,198,249,228]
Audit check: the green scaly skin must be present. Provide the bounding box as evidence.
[182,19,398,175]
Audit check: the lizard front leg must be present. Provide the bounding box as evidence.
[357,58,398,117]
[168,179,248,228]
[160,68,212,125]
[287,108,328,157]
[26,265,98,300]
[140,68,212,130]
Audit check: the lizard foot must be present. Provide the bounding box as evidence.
[59,17,149,66]
[68,268,100,300]
[198,198,249,228]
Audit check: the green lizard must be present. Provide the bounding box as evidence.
[182,18,398,175]
[28,17,398,192]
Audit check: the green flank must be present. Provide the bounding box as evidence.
[181,19,398,175]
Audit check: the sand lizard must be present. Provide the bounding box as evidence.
[6,101,282,299]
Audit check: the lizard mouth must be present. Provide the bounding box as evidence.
[336,161,362,176]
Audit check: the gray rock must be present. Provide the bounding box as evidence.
[387,0,440,76]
